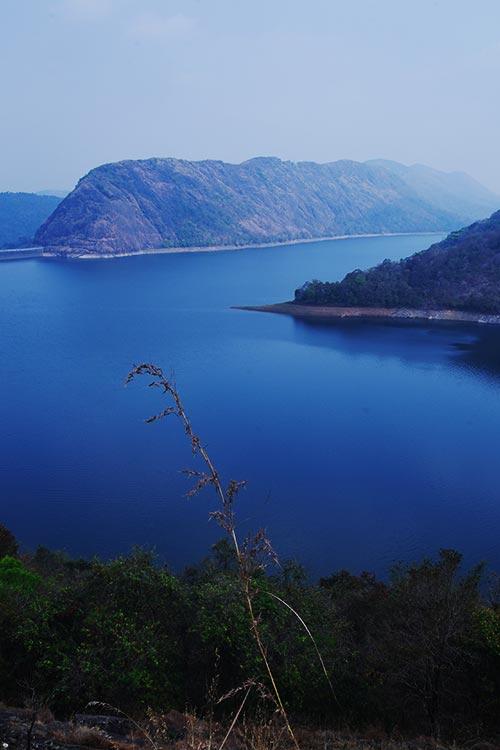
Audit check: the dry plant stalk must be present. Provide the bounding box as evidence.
[86,701,159,750]
[126,363,300,749]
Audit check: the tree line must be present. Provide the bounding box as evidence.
[1,524,498,740]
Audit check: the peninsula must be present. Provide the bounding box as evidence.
[239,209,500,325]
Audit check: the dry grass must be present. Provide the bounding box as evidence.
[36,706,55,724]
[0,705,485,750]
[142,712,476,750]
[126,364,302,749]
[50,723,115,748]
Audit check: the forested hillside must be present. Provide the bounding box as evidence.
[296,210,500,313]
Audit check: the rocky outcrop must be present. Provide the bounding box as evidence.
[0,707,492,750]
[34,157,498,257]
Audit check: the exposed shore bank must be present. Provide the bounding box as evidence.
[235,302,500,326]
[0,246,43,261]
[38,230,443,260]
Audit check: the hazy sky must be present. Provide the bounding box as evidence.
[2,0,500,193]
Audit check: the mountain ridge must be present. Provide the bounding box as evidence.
[365,159,498,221]
[34,156,498,257]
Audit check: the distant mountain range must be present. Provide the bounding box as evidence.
[33,157,499,257]
[295,209,500,314]
[36,189,70,198]
[0,193,61,248]
[365,159,498,224]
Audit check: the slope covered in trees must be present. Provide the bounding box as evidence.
[296,210,500,313]
[0,192,61,248]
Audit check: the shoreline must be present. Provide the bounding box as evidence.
[40,231,444,260]
[234,302,500,327]
[0,247,43,261]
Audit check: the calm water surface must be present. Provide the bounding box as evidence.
[1,234,500,577]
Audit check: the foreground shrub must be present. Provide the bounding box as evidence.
[0,525,498,740]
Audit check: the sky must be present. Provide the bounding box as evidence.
[1,0,500,194]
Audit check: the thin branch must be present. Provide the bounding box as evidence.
[217,685,252,750]
[86,701,158,750]
[267,592,339,707]
[126,363,300,749]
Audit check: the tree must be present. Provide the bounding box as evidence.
[0,523,18,558]
[379,550,482,735]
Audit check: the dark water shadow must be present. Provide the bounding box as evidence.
[288,315,500,383]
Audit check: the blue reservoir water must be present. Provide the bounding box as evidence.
[1,234,499,577]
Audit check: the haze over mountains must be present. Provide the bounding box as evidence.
[365,159,498,224]
[0,192,61,248]
[36,189,70,199]
[34,157,499,258]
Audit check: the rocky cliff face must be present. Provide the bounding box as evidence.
[295,210,500,313]
[35,156,497,256]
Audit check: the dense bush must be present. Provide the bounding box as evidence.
[0,523,19,558]
[0,529,498,739]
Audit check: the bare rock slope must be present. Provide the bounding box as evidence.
[34,157,498,257]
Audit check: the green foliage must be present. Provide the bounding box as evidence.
[0,523,19,558]
[0,555,41,594]
[0,528,497,738]
[295,210,500,313]
[475,606,500,657]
